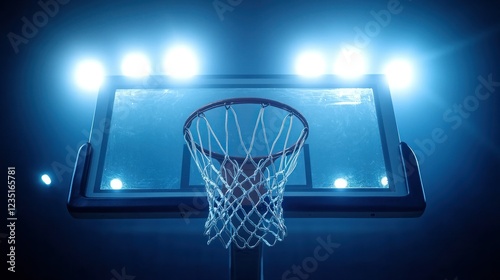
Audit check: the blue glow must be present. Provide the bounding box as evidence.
[110,178,123,190]
[163,46,199,78]
[74,59,105,91]
[334,48,367,78]
[121,53,151,77]
[41,174,52,186]
[384,59,414,89]
[295,51,326,77]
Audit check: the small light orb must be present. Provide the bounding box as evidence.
[381,176,389,187]
[41,174,52,186]
[110,178,123,190]
[334,178,348,189]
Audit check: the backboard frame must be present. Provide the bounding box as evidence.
[67,75,426,218]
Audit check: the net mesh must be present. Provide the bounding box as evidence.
[184,101,307,249]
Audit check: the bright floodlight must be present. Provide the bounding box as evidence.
[384,59,414,89]
[41,174,52,186]
[121,53,151,77]
[295,51,326,77]
[110,178,123,190]
[334,178,348,188]
[334,48,367,78]
[75,60,105,91]
[164,46,199,78]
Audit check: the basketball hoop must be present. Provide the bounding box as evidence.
[183,98,309,249]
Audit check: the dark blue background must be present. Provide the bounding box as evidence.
[1,0,499,279]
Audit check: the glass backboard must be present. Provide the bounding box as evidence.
[68,75,425,218]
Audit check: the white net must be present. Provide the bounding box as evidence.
[183,99,308,249]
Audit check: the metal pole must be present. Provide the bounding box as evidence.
[230,243,263,280]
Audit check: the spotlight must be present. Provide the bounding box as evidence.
[121,53,151,77]
[163,46,199,78]
[384,59,414,89]
[295,51,326,77]
[74,60,105,91]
